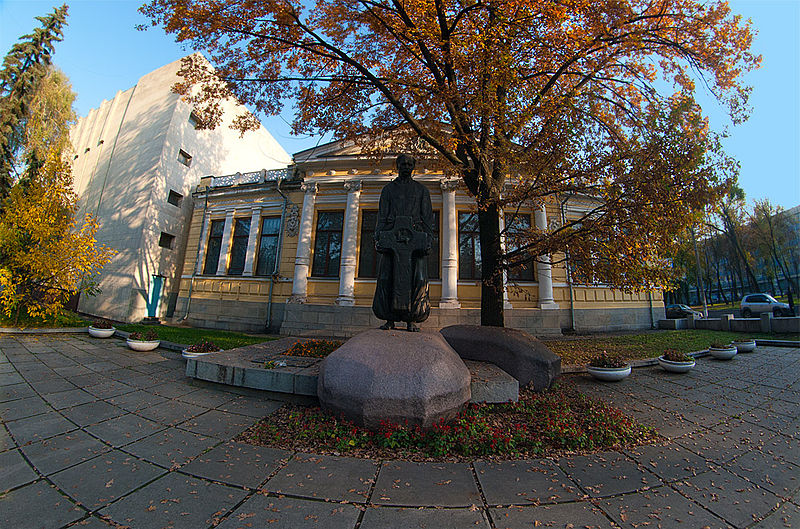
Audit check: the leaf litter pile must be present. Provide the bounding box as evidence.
[237,381,657,462]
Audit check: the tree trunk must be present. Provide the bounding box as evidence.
[477,203,504,327]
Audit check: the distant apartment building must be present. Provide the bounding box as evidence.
[70,55,291,323]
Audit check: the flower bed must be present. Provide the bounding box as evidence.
[238,382,656,461]
[281,339,343,358]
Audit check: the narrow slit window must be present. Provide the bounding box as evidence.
[167,190,183,207]
[158,232,175,249]
[177,149,192,167]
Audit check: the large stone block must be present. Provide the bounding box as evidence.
[318,330,471,429]
[439,325,560,391]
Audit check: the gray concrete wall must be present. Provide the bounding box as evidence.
[71,55,291,323]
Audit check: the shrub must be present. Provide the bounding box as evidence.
[588,351,628,368]
[129,329,158,341]
[709,342,732,349]
[185,339,220,353]
[91,319,114,329]
[662,349,693,362]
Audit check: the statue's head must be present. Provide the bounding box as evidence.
[396,154,416,178]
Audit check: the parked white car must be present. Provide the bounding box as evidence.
[740,293,792,317]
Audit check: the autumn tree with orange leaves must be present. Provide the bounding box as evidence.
[142,0,759,327]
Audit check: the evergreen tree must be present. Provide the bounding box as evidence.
[0,4,68,198]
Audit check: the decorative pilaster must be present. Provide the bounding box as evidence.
[195,210,211,274]
[498,211,513,309]
[289,182,318,303]
[439,179,461,308]
[215,210,235,276]
[242,206,261,276]
[534,205,559,309]
[336,180,362,306]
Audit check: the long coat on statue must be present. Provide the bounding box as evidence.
[372,176,434,323]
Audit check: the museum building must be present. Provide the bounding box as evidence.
[172,139,664,337]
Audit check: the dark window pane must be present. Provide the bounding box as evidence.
[312,211,344,277]
[427,211,440,279]
[210,220,225,237]
[508,213,534,281]
[459,213,481,280]
[256,216,281,276]
[227,218,251,275]
[358,211,378,278]
[203,219,225,274]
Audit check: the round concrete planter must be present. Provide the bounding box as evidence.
[586,365,631,382]
[87,326,115,338]
[181,349,221,360]
[733,340,756,353]
[657,356,695,373]
[126,339,160,352]
[709,345,737,360]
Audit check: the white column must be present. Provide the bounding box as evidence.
[439,179,461,308]
[534,205,559,309]
[242,207,261,276]
[337,180,362,306]
[289,182,318,303]
[195,210,211,274]
[498,211,513,309]
[216,210,235,276]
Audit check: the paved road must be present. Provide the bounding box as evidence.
[1,333,799,528]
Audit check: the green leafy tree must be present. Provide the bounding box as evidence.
[143,0,758,326]
[0,4,68,198]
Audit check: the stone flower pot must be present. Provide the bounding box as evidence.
[586,364,631,382]
[657,356,696,373]
[88,326,115,338]
[126,339,160,352]
[733,339,756,353]
[181,349,222,360]
[708,345,737,360]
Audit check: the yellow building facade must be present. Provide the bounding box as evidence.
[173,141,663,337]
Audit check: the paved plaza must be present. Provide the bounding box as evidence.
[1,333,799,528]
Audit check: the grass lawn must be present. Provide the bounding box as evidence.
[116,324,275,350]
[543,329,799,365]
[0,310,90,329]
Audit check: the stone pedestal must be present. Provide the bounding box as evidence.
[318,329,471,428]
[439,325,561,391]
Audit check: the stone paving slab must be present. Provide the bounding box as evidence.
[60,400,126,426]
[490,501,616,529]
[474,459,581,506]
[0,394,51,421]
[265,452,379,502]
[728,450,800,499]
[21,429,111,476]
[124,427,220,469]
[672,467,783,528]
[360,505,491,528]
[0,448,38,492]
[180,440,291,489]
[1,480,86,529]
[601,485,732,528]
[558,451,662,498]
[372,460,482,507]
[99,472,247,529]
[624,442,713,483]
[7,410,79,445]
[1,335,798,529]
[178,409,258,439]
[84,413,166,447]
[50,449,167,510]
[215,494,362,529]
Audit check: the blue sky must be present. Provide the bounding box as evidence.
[1,0,798,210]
